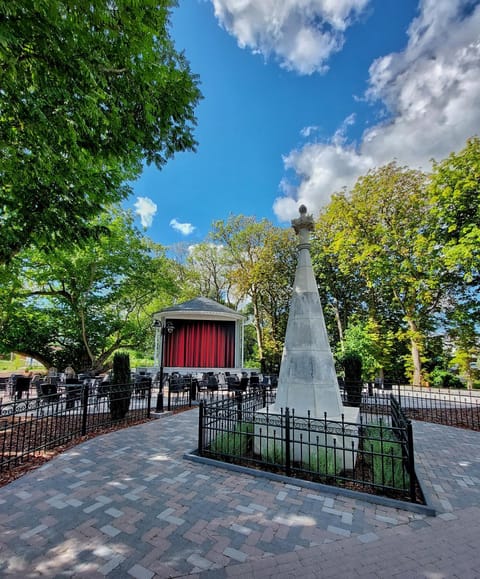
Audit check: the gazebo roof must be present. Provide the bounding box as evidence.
[154,297,244,321]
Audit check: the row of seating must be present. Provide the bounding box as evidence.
[165,372,278,394]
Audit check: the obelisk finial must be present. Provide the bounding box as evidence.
[292,204,314,235]
[292,205,314,251]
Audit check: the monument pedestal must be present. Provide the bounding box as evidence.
[254,405,360,471]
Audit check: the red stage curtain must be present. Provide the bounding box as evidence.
[164,320,235,368]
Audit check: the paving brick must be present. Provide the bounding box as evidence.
[1,409,480,577]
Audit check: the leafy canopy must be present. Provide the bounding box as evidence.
[428,136,480,283]
[0,210,178,371]
[0,0,201,262]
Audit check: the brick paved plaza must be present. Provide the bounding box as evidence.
[0,409,479,578]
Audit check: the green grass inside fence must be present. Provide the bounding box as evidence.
[207,417,410,493]
[210,421,253,456]
[363,425,409,490]
[301,447,341,476]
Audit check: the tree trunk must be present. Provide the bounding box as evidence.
[332,299,344,350]
[252,294,264,365]
[407,319,423,386]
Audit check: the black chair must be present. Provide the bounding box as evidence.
[226,375,240,392]
[206,375,219,392]
[39,382,59,402]
[169,376,186,393]
[197,373,208,392]
[96,380,110,398]
[135,376,151,398]
[14,376,31,399]
[65,379,83,409]
[237,377,249,392]
[249,375,260,387]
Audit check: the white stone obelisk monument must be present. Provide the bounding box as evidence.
[274,205,357,421]
[255,205,359,467]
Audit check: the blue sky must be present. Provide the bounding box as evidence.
[128,0,480,248]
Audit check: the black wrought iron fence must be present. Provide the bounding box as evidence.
[159,377,277,412]
[198,392,420,503]
[390,395,416,500]
[367,385,480,430]
[165,381,192,411]
[0,382,151,472]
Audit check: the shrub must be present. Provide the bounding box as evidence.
[363,425,409,490]
[429,368,465,389]
[342,352,363,406]
[262,439,285,464]
[302,446,341,476]
[109,352,133,420]
[211,422,253,456]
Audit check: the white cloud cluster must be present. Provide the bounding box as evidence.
[211,0,370,74]
[274,0,480,221]
[134,196,157,228]
[170,218,196,236]
[300,125,320,138]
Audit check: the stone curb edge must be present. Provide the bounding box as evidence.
[184,450,436,517]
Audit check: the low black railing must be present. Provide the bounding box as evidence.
[198,392,420,503]
[158,377,277,413]
[367,385,480,431]
[390,396,416,500]
[0,382,151,472]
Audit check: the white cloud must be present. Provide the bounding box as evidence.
[332,113,356,146]
[170,218,196,236]
[134,196,157,228]
[300,125,320,138]
[274,0,480,221]
[274,137,374,221]
[211,0,370,74]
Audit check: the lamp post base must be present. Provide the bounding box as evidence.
[155,385,164,412]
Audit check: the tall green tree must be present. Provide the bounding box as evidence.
[312,202,369,346]
[211,216,296,371]
[312,197,406,383]
[254,226,297,371]
[428,137,480,284]
[0,0,201,263]
[428,137,480,385]
[448,303,480,389]
[0,210,177,371]
[182,242,237,307]
[325,163,443,385]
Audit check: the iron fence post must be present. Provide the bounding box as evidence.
[157,378,164,412]
[198,401,205,455]
[81,382,89,436]
[407,420,416,502]
[147,382,151,416]
[189,378,194,405]
[285,407,291,476]
[236,392,243,422]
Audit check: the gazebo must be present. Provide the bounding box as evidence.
[152,297,245,373]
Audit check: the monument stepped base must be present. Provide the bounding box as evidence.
[253,405,360,471]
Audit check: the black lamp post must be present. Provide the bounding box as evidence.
[154,320,175,412]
